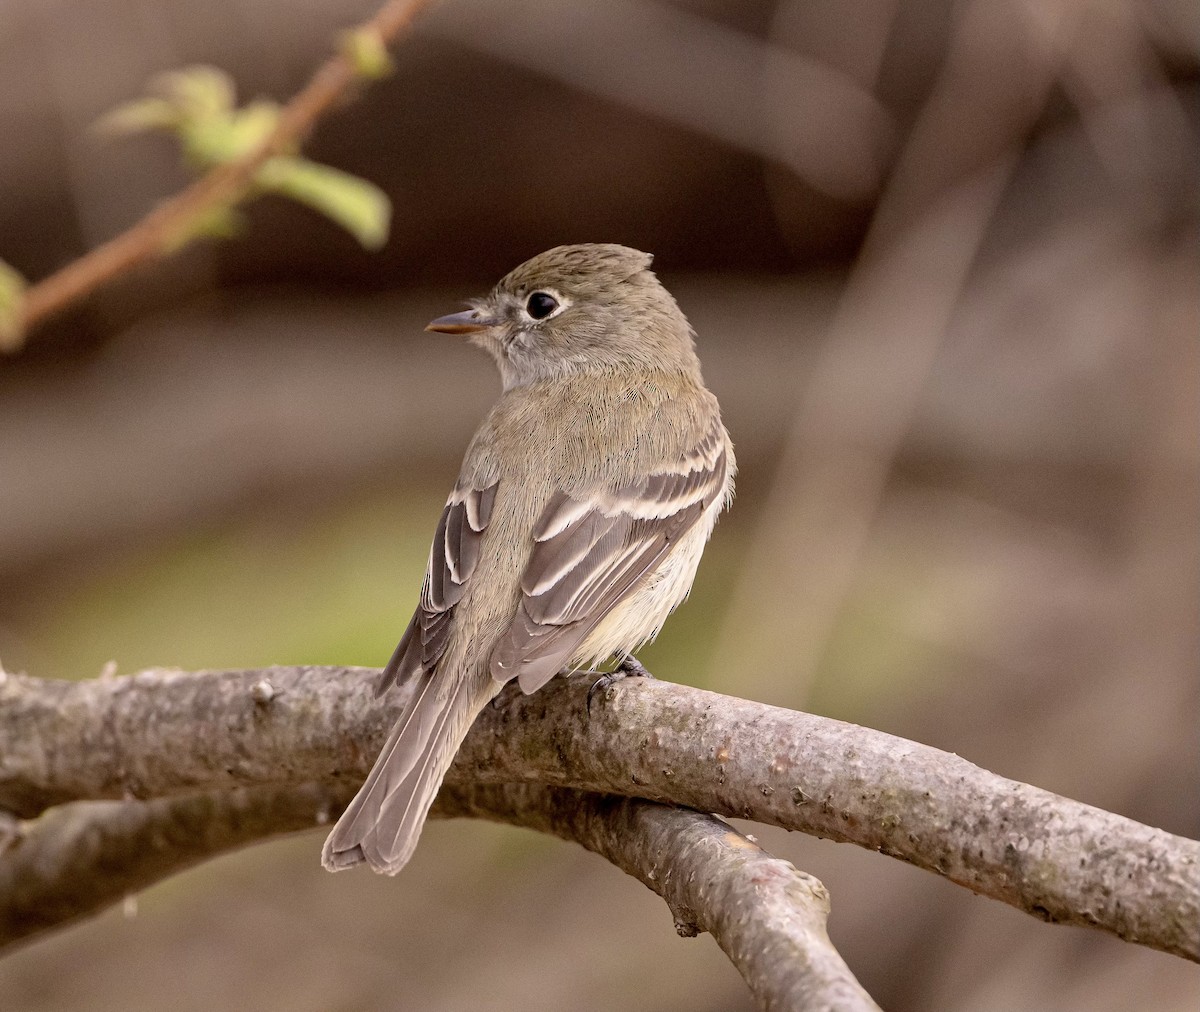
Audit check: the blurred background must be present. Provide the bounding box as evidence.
[1,0,1197,1008]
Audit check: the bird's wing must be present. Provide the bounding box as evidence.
[490,423,729,693]
[376,480,498,696]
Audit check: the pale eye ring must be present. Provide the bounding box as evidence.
[525,291,559,320]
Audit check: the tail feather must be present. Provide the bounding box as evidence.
[322,670,494,875]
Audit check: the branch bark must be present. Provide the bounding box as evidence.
[0,783,354,947]
[1,665,1196,962]
[15,0,435,339]
[0,781,878,1011]
[440,784,881,1011]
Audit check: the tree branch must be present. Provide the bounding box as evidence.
[15,0,434,339]
[439,784,881,1011]
[1,783,878,1011]
[1,665,1196,962]
[0,783,355,949]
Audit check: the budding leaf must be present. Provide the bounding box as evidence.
[152,66,236,122]
[0,260,28,352]
[257,157,391,250]
[340,27,394,79]
[95,63,392,253]
[164,205,247,252]
[181,99,281,168]
[94,97,181,136]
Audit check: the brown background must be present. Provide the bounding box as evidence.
[1,1,1197,1009]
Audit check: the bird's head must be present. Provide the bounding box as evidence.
[426,244,699,390]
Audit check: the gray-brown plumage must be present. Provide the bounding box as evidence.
[323,244,734,874]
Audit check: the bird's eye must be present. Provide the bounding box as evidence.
[525,291,559,320]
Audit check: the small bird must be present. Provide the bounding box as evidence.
[323,244,735,874]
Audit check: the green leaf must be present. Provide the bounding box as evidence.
[0,259,27,352]
[163,205,247,252]
[180,99,280,168]
[95,66,246,160]
[93,97,181,136]
[152,65,236,121]
[340,27,394,79]
[92,63,390,256]
[257,157,391,249]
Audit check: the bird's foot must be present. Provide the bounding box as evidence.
[489,682,520,710]
[617,655,654,680]
[587,655,655,714]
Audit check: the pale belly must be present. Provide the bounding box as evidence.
[570,493,725,669]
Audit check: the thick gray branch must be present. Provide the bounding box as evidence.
[0,782,877,1011]
[1,665,1196,961]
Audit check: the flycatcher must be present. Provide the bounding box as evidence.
[323,243,735,874]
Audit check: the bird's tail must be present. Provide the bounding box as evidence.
[322,669,494,875]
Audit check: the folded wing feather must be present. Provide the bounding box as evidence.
[490,423,728,693]
[375,481,497,696]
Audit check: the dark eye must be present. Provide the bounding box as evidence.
[525,291,559,320]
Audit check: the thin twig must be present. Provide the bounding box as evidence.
[16,0,435,337]
[1,665,1196,961]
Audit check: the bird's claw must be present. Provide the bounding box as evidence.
[490,683,519,710]
[586,656,654,715]
[586,673,615,714]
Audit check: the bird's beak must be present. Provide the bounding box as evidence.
[425,309,497,334]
